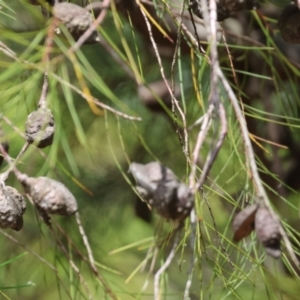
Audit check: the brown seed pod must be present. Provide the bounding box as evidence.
[190,0,258,21]
[255,206,281,258]
[53,2,99,43]
[19,175,78,216]
[0,126,9,167]
[129,162,194,223]
[278,4,300,44]
[0,185,26,231]
[233,204,258,242]
[25,107,54,148]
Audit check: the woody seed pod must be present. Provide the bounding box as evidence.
[0,185,26,231]
[233,204,258,242]
[278,4,300,44]
[129,162,194,224]
[25,107,54,148]
[53,2,100,43]
[255,206,281,258]
[19,175,78,216]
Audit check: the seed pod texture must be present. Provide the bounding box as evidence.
[129,162,194,223]
[53,2,99,43]
[0,185,26,231]
[255,206,281,258]
[25,108,54,148]
[20,175,78,216]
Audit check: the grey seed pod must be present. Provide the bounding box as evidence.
[0,126,9,167]
[25,107,54,148]
[233,204,258,242]
[255,206,281,258]
[132,161,178,182]
[129,162,194,223]
[278,4,300,44]
[129,162,177,195]
[53,2,99,43]
[19,175,78,216]
[0,185,26,231]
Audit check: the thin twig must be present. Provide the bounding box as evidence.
[188,0,227,191]
[75,212,96,268]
[38,10,57,109]
[69,0,110,53]
[189,104,214,188]
[217,68,300,268]
[154,230,181,300]
[0,143,22,181]
[48,224,94,300]
[55,219,118,300]
[52,74,142,121]
[0,142,29,181]
[188,115,205,131]
[170,0,190,160]
[186,0,229,294]
[38,73,49,109]
[201,188,234,267]
[97,38,138,83]
[194,103,227,191]
[188,6,205,55]
[0,43,141,121]
[84,2,109,12]
[183,207,197,300]
[0,229,57,273]
[1,115,26,139]
[137,2,189,161]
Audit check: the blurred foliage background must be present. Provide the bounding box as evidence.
[1,0,300,299]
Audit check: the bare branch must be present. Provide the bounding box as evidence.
[138,2,190,161]
[68,0,110,53]
[154,230,180,300]
[217,68,300,268]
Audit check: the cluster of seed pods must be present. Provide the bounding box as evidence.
[0,88,77,230]
[233,203,282,258]
[129,162,194,226]
[19,1,290,264]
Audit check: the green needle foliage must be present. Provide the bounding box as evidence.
[0,0,300,299]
